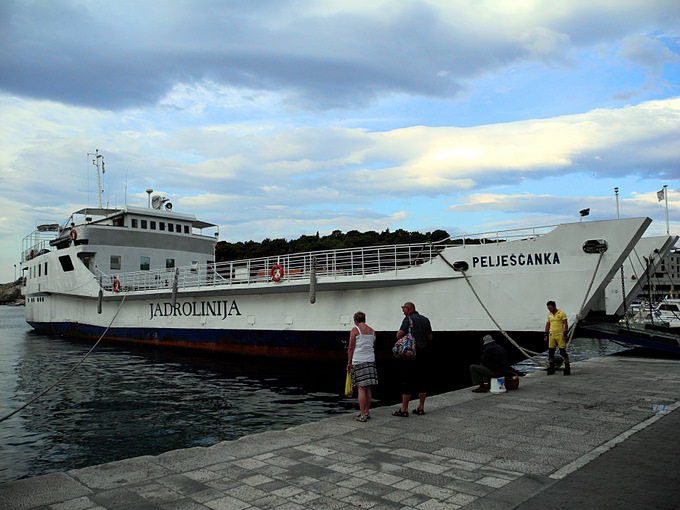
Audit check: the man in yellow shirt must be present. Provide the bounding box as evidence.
[544,300,570,375]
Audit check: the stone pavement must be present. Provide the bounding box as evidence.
[1,354,679,510]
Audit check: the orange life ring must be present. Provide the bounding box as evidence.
[270,264,284,282]
[112,279,121,292]
[70,229,78,242]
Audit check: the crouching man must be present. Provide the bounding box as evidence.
[470,335,508,393]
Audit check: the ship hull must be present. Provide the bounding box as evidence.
[22,205,653,363]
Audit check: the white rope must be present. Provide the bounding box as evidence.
[438,252,545,366]
[0,291,128,424]
[565,251,604,347]
[439,249,605,367]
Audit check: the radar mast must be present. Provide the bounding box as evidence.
[87,149,105,208]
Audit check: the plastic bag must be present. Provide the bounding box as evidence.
[344,371,353,397]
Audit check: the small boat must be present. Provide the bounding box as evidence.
[654,298,680,329]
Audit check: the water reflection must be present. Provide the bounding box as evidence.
[513,336,632,373]
[1,310,358,483]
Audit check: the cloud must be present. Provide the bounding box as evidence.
[2,1,678,110]
[618,34,680,74]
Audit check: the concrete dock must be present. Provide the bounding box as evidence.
[2,353,679,509]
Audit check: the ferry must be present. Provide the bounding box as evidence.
[20,155,659,361]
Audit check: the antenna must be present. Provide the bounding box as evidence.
[87,149,105,208]
[146,189,153,208]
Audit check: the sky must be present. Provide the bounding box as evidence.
[1,0,679,283]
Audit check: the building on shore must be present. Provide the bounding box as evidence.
[639,247,679,302]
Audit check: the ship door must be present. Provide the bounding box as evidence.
[77,252,96,273]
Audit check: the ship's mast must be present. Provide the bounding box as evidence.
[88,149,105,208]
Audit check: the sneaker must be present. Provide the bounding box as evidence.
[472,386,488,393]
[356,415,367,422]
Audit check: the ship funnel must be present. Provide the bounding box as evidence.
[452,260,469,272]
[582,239,608,254]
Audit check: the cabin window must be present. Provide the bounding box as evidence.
[44,262,48,276]
[38,264,41,277]
[131,218,138,228]
[184,225,190,234]
[150,221,157,230]
[176,223,182,233]
[141,220,148,229]
[166,258,175,269]
[140,256,150,271]
[159,222,166,231]
[110,255,121,270]
[168,223,174,232]
[59,255,75,272]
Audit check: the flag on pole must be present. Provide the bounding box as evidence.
[657,188,665,202]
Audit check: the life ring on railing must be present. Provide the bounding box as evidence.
[70,229,78,242]
[270,264,284,282]
[112,279,121,292]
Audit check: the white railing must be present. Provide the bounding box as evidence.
[96,223,557,293]
[99,242,446,293]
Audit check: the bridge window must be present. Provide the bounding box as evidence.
[141,220,147,229]
[131,218,138,228]
[59,255,75,272]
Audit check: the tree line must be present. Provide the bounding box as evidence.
[216,228,450,261]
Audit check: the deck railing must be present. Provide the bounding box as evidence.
[96,222,556,293]
[99,242,446,293]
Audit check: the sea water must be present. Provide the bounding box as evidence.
[0,306,359,484]
[0,306,631,484]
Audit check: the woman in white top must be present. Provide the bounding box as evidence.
[347,311,379,422]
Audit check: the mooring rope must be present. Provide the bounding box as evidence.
[565,251,605,348]
[438,252,545,366]
[439,249,605,367]
[0,291,128,424]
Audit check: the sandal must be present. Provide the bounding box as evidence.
[392,409,409,417]
[412,408,425,415]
